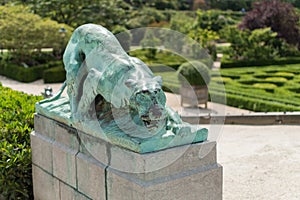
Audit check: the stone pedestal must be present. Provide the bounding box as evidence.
[31,114,222,200]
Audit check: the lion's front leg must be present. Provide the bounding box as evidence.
[74,68,102,121]
[165,106,194,135]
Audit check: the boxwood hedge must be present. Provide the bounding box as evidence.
[43,66,66,83]
[155,63,300,112]
[0,61,63,83]
[221,56,300,68]
[0,83,43,199]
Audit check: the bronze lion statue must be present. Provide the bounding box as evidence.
[59,24,200,138]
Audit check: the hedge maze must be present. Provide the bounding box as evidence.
[157,64,300,112]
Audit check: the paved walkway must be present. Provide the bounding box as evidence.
[215,125,300,200]
[1,75,299,199]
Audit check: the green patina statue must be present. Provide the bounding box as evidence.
[36,24,207,153]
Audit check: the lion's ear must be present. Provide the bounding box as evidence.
[125,79,136,88]
[153,76,162,86]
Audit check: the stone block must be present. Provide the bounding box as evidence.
[30,131,54,173]
[60,181,92,200]
[32,165,60,200]
[53,141,78,188]
[78,131,109,165]
[76,152,106,200]
[32,114,222,200]
[109,141,217,179]
[54,122,79,151]
[107,164,222,200]
[34,114,56,138]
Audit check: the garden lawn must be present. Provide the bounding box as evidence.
[155,64,300,112]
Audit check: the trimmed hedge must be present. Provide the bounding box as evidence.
[177,61,211,85]
[0,63,45,82]
[221,57,300,68]
[155,63,300,112]
[43,66,66,83]
[148,63,181,72]
[0,61,63,83]
[210,90,300,112]
[0,84,43,199]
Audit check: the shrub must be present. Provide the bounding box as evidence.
[211,76,232,84]
[210,90,300,112]
[0,5,72,65]
[223,26,280,61]
[177,61,211,86]
[0,84,43,199]
[273,72,294,79]
[194,10,236,33]
[221,56,300,68]
[253,83,277,92]
[0,63,45,83]
[43,66,66,83]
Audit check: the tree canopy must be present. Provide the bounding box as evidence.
[239,0,300,47]
[0,5,73,63]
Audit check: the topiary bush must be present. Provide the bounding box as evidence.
[0,84,43,199]
[177,61,211,86]
[43,66,66,83]
[0,63,45,83]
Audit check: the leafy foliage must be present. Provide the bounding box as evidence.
[43,65,66,83]
[0,84,43,199]
[0,5,73,64]
[206,0,254,11]
[126,7,167,28]
[0,63,45,83]
[221,56,300,68]
[125,0,189,10]
[193,10,236,33]
[239,0,300,47]
[224,26,281,61]
[26,0,130,29]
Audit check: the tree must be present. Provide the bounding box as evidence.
[224,26,280,61]
[124,0,189,10]
[0,5,73,64]
[206,0,254,11]
[193,10,236,33]
[239,0,300,47]
[24,0,130,29]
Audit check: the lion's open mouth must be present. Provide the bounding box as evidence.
[141,116,165,129]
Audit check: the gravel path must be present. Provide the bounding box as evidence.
[216,125,300,200]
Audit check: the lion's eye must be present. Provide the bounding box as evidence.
[136,94,147,102]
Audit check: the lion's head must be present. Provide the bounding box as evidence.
[125,76,167,134]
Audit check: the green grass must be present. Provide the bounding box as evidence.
[154,64,300,112]
[129,49,185,68]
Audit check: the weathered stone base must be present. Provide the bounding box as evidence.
[31,114,222,200]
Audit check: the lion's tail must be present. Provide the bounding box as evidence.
[38,81,67,104]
